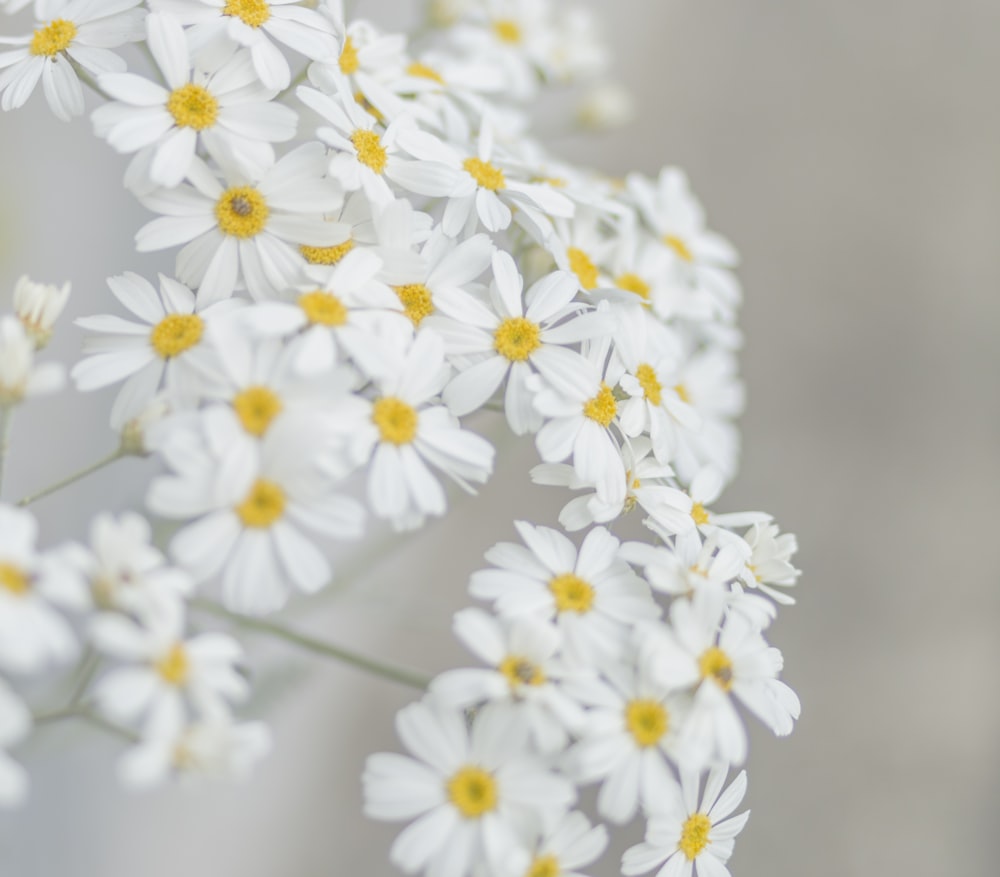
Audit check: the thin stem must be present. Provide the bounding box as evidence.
[66,649,100,707]
[32,703,138,743]
[0,405,11,498]
[69,59,111,101]
[17,446,124,507]
[191,598,431,691]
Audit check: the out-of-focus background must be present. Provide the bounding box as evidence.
[1,1,999,875]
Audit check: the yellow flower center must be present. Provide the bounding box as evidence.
[235,479,286,528]
[155,643,190,686]
[339,35,359,74]
[526,855,560,877]
[166,83,219,130]
[447,766,498,818]
[679,813,712,860]
[215,186,269,238]
[499,655,546,688]
[674,383,691,403]
[636,363,662,405]
[394,284,434,326]
[150,314,203,359]
[494,317,540,362]
[616,272,650,301]
[690,502,710,526]
[567,247,599,290]
[30,19,76,57]
[372,397,418,445]
[407,61,444,84]
[625,698,669,747]
[0,563,29,595]
[699,646,734,691]
[664,234,694,263]
[351,129,387,173]
[298,290,348,327]
[463,157,506,191]
[583,382,617,427]
[300,239,354,266]
[222,0,270,28]
[233,385,282,437]
[492,19,522,43]
[548,573,594,614]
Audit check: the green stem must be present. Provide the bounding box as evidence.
[32,703,138,743]
[191,598,431,691]
[0,406,11,498]
[17,446,124,507]
[69,59,111,101]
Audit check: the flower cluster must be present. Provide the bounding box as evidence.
[0,0,801,875]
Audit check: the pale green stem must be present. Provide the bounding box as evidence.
[17,446,125,508]
[33,703,138,743]
[0,406,12,498]
[191,598,431,691]
[68,59,111,101]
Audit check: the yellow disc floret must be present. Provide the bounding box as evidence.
[233,385,283,437]
[499,655,546,688]
[150,314,204,359]
[30,19,76,57]
[567,247,599,290]
[406,61,444,84]
[236,479,286,528]
[0,563,29,596]
[300,239,354,266]
[549,573,594,614]
[625,698,669,747]
[664,234,694,263]
[155,643,190,686]
[298,290,348,326]
[166,83,219,131]
[463,157,506,191]
[679,813,712,860]
[526,856,560,877]
[446,766,498,818]
[636,363,663,405]
[699,646,734,691]
[222,0,270,27]
[492,19,522,43]
[583,383,617,427]
[351,129,387,173]
[494,317,540,362]
[372,397,418,445]
[215,186,269,238]
[674,383,691,404]
[394,284,434,326]
[690,502,710,526]
[616,272,651,301]
[339,35,359,74]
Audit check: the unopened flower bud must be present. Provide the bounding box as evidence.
[13,276,71,349]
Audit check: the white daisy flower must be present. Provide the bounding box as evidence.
[546,209,618,296]
[0,679,31,808]
[363,700,576,877]
[0,316,65,407]
[622,767,750,877]
[92,13,298,189]
[505,810,608,877]
[737,522,800,606]
[469,522,658,666]
[0,0,144,122]
[135,144,344,304]
[679,467,770,547]
[71,272,240,428]
[12,274,70,348]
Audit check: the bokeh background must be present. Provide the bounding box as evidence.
[1,1,999,875]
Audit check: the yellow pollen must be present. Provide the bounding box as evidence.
[150,314,203,359]
[664,234,694,263]
[583,383,617,427]
[372,396,418,445]
[679,813,712,860]
[155,643,190,686]
[298,290,348,326]
[463,157,506,191]
[625,698,669,747]
[215,186,269,238]
[354,90,384,122]
[616,272,651,301]
[233,385,282,437]
[549,573,594,614]
[29,19,76,57]
[636,363,663,405]
[235,479,286,528]
[567,247,599,290]
[526,855,560,877]
[492,19,522,43]
[166,83,218,130]
[394,283,434,326]
[748,562,762,582]
[447,766,498,818]
[351,129,387,173]
[222,0,270,27]
[674,383,691,403]
[499,655,546,688]
[691,502,710,526]
[0,563,29,595]
[494,317,540,362]
[300,239,354,266]
[699,646,734,691]
[339,35,359,74]
[407,61,444,84]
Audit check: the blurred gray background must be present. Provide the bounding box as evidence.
[1,1,999,875]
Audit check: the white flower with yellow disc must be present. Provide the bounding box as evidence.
[505,810,609,877]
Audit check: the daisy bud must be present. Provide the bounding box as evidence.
[118,395,171,456]
[576,83,637,131]
[13,276,71,349]
[0,317,64,407]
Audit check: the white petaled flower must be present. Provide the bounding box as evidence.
[364,700,576,877]
[679,467,770,549]
[149,0,337,91]
[0,0,144,121]
[435,252,605,434]
[505,810,608,877]
[620,532,748,603]
[135,144,344,304]
[547,210,617,297]
[71,272,240,428]
[92,13,298,190]
[469,522,658,665]
[12,275,70,348]
[148,405,365,614]
[621,768,750,877]
[0,316,65,407]
[737,522,800,606]
[91,599,248,729]
[430,608,584,753]
[0,504,85,675]
[0,679,31,808]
